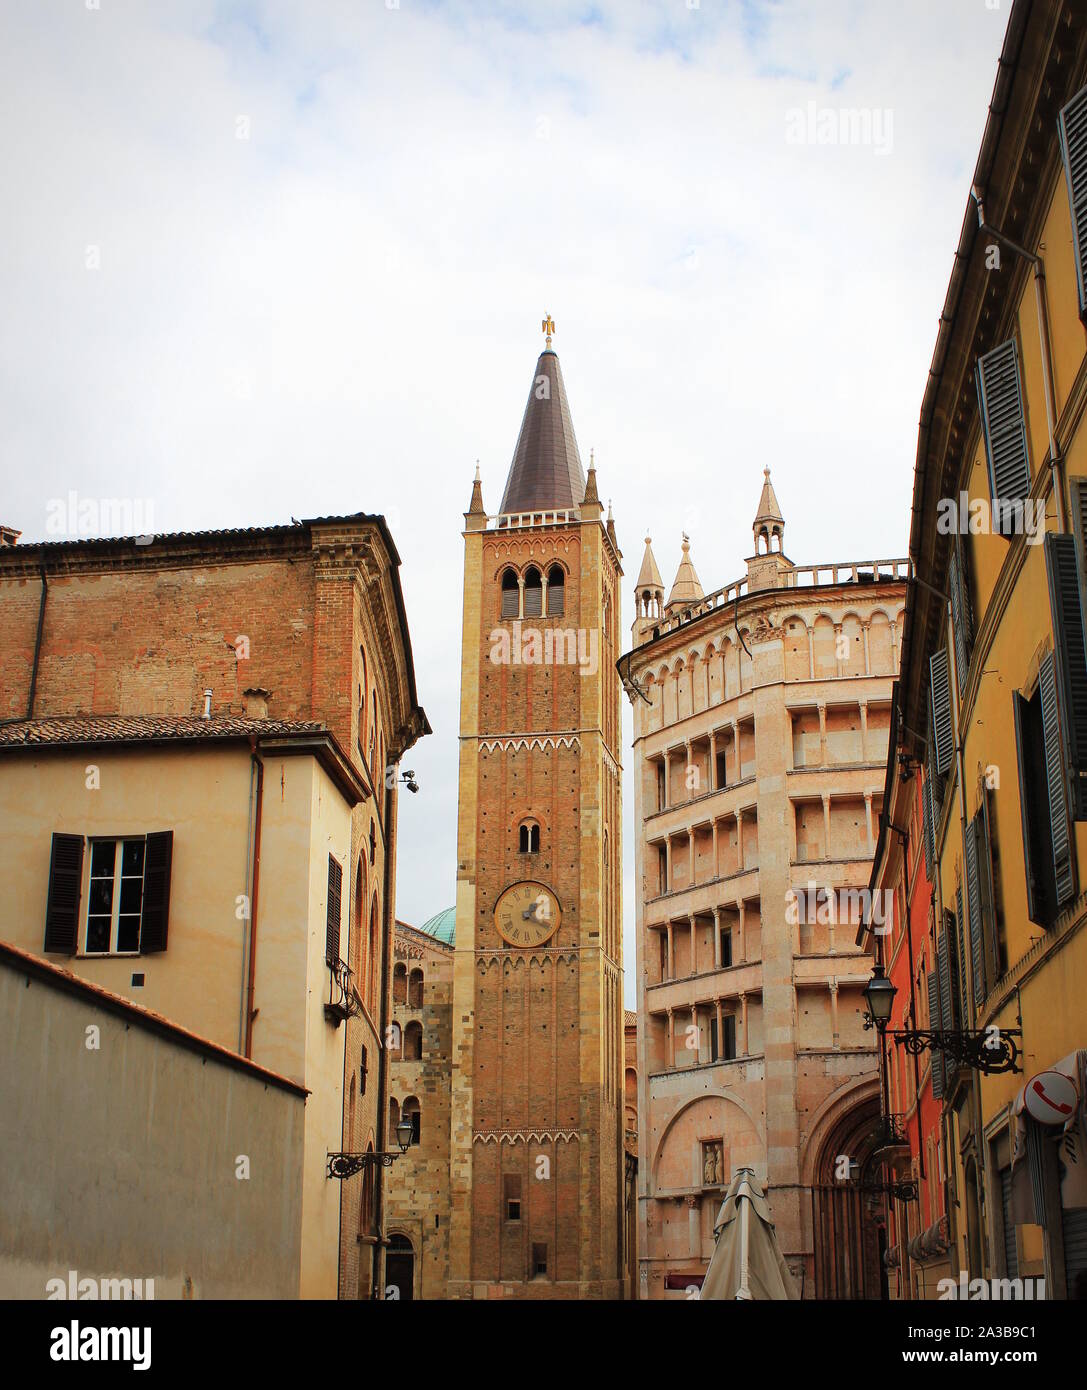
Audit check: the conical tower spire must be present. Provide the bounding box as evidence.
[499,322,586,515]
[667,534,704,612]
[753,466,785,553]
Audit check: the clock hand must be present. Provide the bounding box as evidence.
[521,904,539,921]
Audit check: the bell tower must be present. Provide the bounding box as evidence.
[448,321,625,1298]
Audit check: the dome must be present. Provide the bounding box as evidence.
[417,905,456,947]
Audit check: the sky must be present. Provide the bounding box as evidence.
[0,0,1009,1006]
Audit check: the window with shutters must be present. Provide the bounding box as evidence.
[500,567,520,619]
[326,854,343,964]
[1014,667,1072,925]
[523,566,543,618]
[976,339,1033,535]
[926,966,944,1099]
[51,832,174,958]
[942,911,961,1032]
[1059,83,1087,318]
[1045,528,1087,821]
[546,564,565,616]
[948,545,974,692]
[964,792,1004,1007]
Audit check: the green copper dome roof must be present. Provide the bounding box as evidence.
[418,905,456,947]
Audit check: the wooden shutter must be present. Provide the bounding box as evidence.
[501,585,519,619]
[929,650,954,775]
[523,582,543,618]
[948,545,974,691]
[921,776,934,881]
[1046,532,1087,820]
[976,339,1032,531]
[926,703,944,822]
[139,831,173,953]
[937,931,954,1038]
[965,814,986,1008]
[978,787,1003,990]
[1059,84,1087,315]
[44,832,84,954]
[326,854,343,963]
[955,883,970,1022]
[1013,690,1044,924]
[927,970,944,1099]
[1039,651,1076,908]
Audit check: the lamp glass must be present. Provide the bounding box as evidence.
[396,1117,413,1152]
[864,964,896,1025]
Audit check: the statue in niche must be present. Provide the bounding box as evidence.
[703,1140,723,1187]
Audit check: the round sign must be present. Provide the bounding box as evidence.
[1023,1070,1079,1126]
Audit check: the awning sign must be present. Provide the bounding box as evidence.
[1023,1070,1080,1126]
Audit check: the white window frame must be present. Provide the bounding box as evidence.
[82,835,146,957]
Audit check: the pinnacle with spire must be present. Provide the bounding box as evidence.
[498,318,586,515]
[753,465,785,553]
[666,533,704,612]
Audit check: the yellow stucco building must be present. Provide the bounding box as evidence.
[882,0,1087,1298]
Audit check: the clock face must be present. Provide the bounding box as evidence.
[494,880,561,948]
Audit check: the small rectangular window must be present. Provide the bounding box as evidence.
[715,751,727,790]
[504,1174,521,1221]
[532,1243,547,1278]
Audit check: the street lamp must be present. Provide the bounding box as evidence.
[395,1116,414,1152]
[863,963,896,1031]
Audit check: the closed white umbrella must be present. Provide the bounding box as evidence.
[700,1167,799,1301]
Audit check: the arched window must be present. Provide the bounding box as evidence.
[519,820,540,854]
[403,1020,423,1060]
[408,968,424,1007]
[360,1141,376,1234]
[354,857,366,983]
[368,894,380,1009]
[357,646,367,760]
[547,565,565,616]
[402,1096,421,1145]
[501,567,520,619]
[389,1097,400,1133]
[369,691,378,778]
[393,962,407,1004]
[523,566,543,617]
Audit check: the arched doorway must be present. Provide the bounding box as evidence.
[386,1233,415,1302]
[810,1095,887,1299]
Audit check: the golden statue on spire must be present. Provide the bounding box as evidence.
[542,314,555,348]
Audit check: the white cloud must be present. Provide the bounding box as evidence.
[0,0,1007,1003]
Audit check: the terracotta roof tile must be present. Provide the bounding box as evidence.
[0,714,327,747]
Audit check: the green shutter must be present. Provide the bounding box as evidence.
[1013,690,1044,925]
[927,970,944,1099]
[976,339,1032,532]
[938,930,954,1037]
[930,650,954,775]
[922,775,935,881]
[927,703,945,824]
[1045,532,1087,819]
[1058,84,1087,315]
[955,884,970,1022]
[1039,651,1076,908]
[949,545,974,692]
[965,814,986,1009]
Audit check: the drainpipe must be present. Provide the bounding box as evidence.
[244,739,265,1059]
[370,771,395,1300]
[943,590,988,1275]
[1,563,47,726]
[972,189,1066,532]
